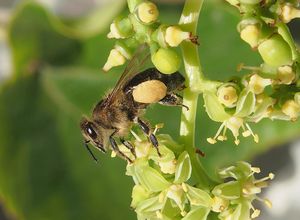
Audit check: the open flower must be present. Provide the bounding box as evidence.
[204,88,259,145]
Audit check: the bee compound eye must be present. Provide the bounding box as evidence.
[86,124,97,139]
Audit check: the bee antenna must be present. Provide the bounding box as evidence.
[84,141,98,163]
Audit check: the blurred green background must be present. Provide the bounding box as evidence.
[0,0,299,219]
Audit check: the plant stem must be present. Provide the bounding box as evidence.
[179,0,215,189]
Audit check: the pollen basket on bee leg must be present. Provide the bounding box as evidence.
[132,80,167,103]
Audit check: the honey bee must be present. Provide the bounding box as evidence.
[80,46,186,163]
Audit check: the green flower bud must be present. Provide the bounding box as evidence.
[235,89,256,117]
[258,34,293,67]
[174,151,192,184]
[103,48,126,71]
[240,24,261,48]
[115,41,134,60]
[217,84,239,108]
[182,183,213,207]
[152,25,168,48]
[136,1,159,24]
[165,26,191,47]
[151,48,181,74]
[203,91,231,122]
[131,185,151,208]
[212,181,241,200]
[107,17,133,39]
[182,207,210,220]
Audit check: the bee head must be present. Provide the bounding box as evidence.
[80,116,106,153]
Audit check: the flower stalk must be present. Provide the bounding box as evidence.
[179,0,218,189]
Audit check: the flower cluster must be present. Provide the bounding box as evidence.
[119,135,273,220]
[205,0,300,145]
[102,0,197,74]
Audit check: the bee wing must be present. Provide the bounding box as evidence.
[104,44,150,106]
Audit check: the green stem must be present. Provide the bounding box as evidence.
[179,0,215,189]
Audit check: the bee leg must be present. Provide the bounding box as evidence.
[120,138,136,158]
[109,136,133,163]
[136,118,161,157]
[159,94,189,110]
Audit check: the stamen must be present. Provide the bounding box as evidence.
[255,197,272,208]
[254,173,275,184]
[207,137,217,144]
[182,183,188,192]
[251,167,261,173]
[237,63,260,72]
[234,137,240,145]
[245,123,259,143]
[130,130,142,142]
[154,123,164,134]
[251,209,261,218]
[264,198,273,208]
[214,122,226,139]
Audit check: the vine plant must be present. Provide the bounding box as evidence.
[102,0,300,219]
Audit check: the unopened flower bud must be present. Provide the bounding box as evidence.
[136,1,159,24]
[151,48,181,74]
[107,17,133,39]
[240,24,260,48]
[107,22,124,39]
[282,99,300,121]
[103,49,126,71]
[217,85,238,107]
[165,26,190,47]
[277,65,295,84]
[258,34,293,67]
[248,74,272,94]
[280,3,300,23]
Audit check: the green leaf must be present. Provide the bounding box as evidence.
[203,91,231,122]
[174,151,192,184]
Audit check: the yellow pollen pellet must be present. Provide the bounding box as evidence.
[132,80,167,103]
